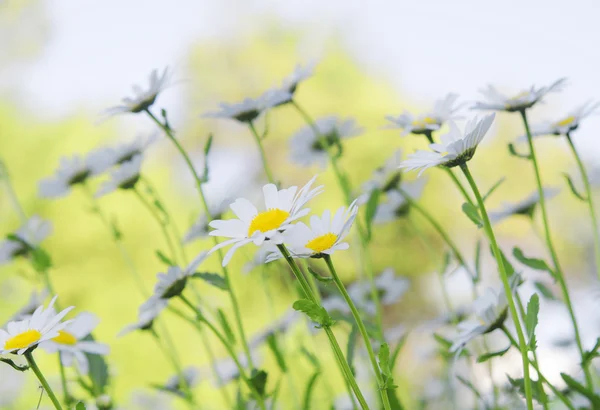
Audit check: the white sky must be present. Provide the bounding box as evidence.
[2,0,600,157]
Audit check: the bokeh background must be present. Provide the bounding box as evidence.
[2,0,600,409]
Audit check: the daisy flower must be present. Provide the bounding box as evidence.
[280,61,316,96]
[119,297,168,337]
[529,100,600,137]
[399,114,496,176]
[0,216,52,265]
[105,67,171,116]
[89,133,159,173]
[152,252,208,299]
[183,199,231,245]
[243,243,281,274]
[289,116,363,168]
[39,154,104,199]
[39,312,109,374]
[362,149,403,194]
[373,178,427,223]
[202,89,291,123]
[348,268,409,316]
[5,289,49,323]
[385,93,463,136]
[160,366,201,396]
[208,176,323,266]
[489,188,559,223]
[95,155,143,198]
[0,296,73,355]
[472,78,566,112]
[269,200,359,260]
[449,275,521,353]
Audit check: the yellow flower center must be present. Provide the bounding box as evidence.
[4,329,42,350]
[248,209,290,236]
[52,330,78,345]
[412,116,438,129]
[306,233,338,253]
[555,116,576,127]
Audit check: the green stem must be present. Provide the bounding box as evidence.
[459,163,534,410]
[248,121,276,184]
[25,352,63,410]
[501,326,575,410]
[565,132,600,280]
[0,160,27,223]
[323,255,392,410]
[57,353,72,407]
[276,245,371,409]
[520,110,593,389]
[132,186,180,265]
[145,108,255,370]
[178,295,267,410]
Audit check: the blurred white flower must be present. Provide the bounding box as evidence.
[5,289,49,323]
[243,243,280,274]
[472,78,566,112]
[202,89,291,123]
[400,114,495,176]
[385,93,463,136]
[119,297,167,337]
[95,155,143,198]
[40,312,109,374]
[349,268,409,316]
[183,198,232,245]
[208,177,323,266]
[268,201,358,260]
[0,216,52,265]
[373,178,427,223]
[152,252,207,299]
[279,61,316,96]
[129,390,173,410]
[362,149,403,194]
[289,116,363,168]
[489,188,559,223]
[0,363,25,407]
[203,352,261,387]
[89,133,159,173]
[105,67,171,115]
[39,154,104,198]
[529,100,600,137]
[162,366,201,396]
[248,309,298,350]
[0,296,73,355]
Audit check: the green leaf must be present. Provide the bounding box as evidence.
[155,250,175,266]
[75,402,87,410]
[507,142,532,160]
[456,375,484,403]
[461,203,483,228]
[492,246,515,278]
[0,357,28,372]
[201,134,213,183]
[217,309,236,345]
[84,335,109,395]
[513,247,554,278]
[563,172,587,201]
[266,334,287,373]
[474,239,482,284]
[440,251,451,275]
[378,343,392,377]
[582,338,600,368]
[249,369,268,398]
[390,333,408,373]
[346,324,358,376]
[302,371,321,410]
[191,272,229,290]
[482,177,506,203]
[300,346,320,369]
[364,188,381,241]
[525,294,540,350]
[508,376,547,405]
[476,345,511,363]
[561,373,600,407]
[307,265,333,283]
[30,247,52,273]
[534,281,557,300]
[292,299,334,328]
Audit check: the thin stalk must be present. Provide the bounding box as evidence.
[145,108,255,370]
[520,110,592,388]
[248,121,275,184]
[323,255,392,410]
[132,186,180,265]
[399,187,475,279]
[565,132,600,280]
[276,244,371,409]
[25,352,63,410]
[501,326,575,410]
[291,100,385,340]
[178,295,267,410]
[459,163,534,410]
[0,160,27,223]
[57,354,72,407]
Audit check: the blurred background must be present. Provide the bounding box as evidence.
[2,0,600,409]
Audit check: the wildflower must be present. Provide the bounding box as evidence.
[0,216,52,265]
[528,100,600,137]
[373,178,427,223]
[243,243,280,274]
[40,312,109,374]
[399,114,495,176]
[279,62,316,96]
[489,188,559,223]
[95,155,143,198]
[362,149,403,194]
[208,176,323,266]
[0,296,73,355]
[385,93,463,136]
[289,116,363,168]
[89,133,159,173]
[472,78,566,112]
[269,200,358,259]
[202,89,291,123]
[39,154,104,199]
[183,199,231,245]
[348,268,409,316]
[5,289,49,323]
[105,67,171,116]
[119,297,167,337]
[160,367,201,396]
[152,252,208,299]
[449,275,521,353]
